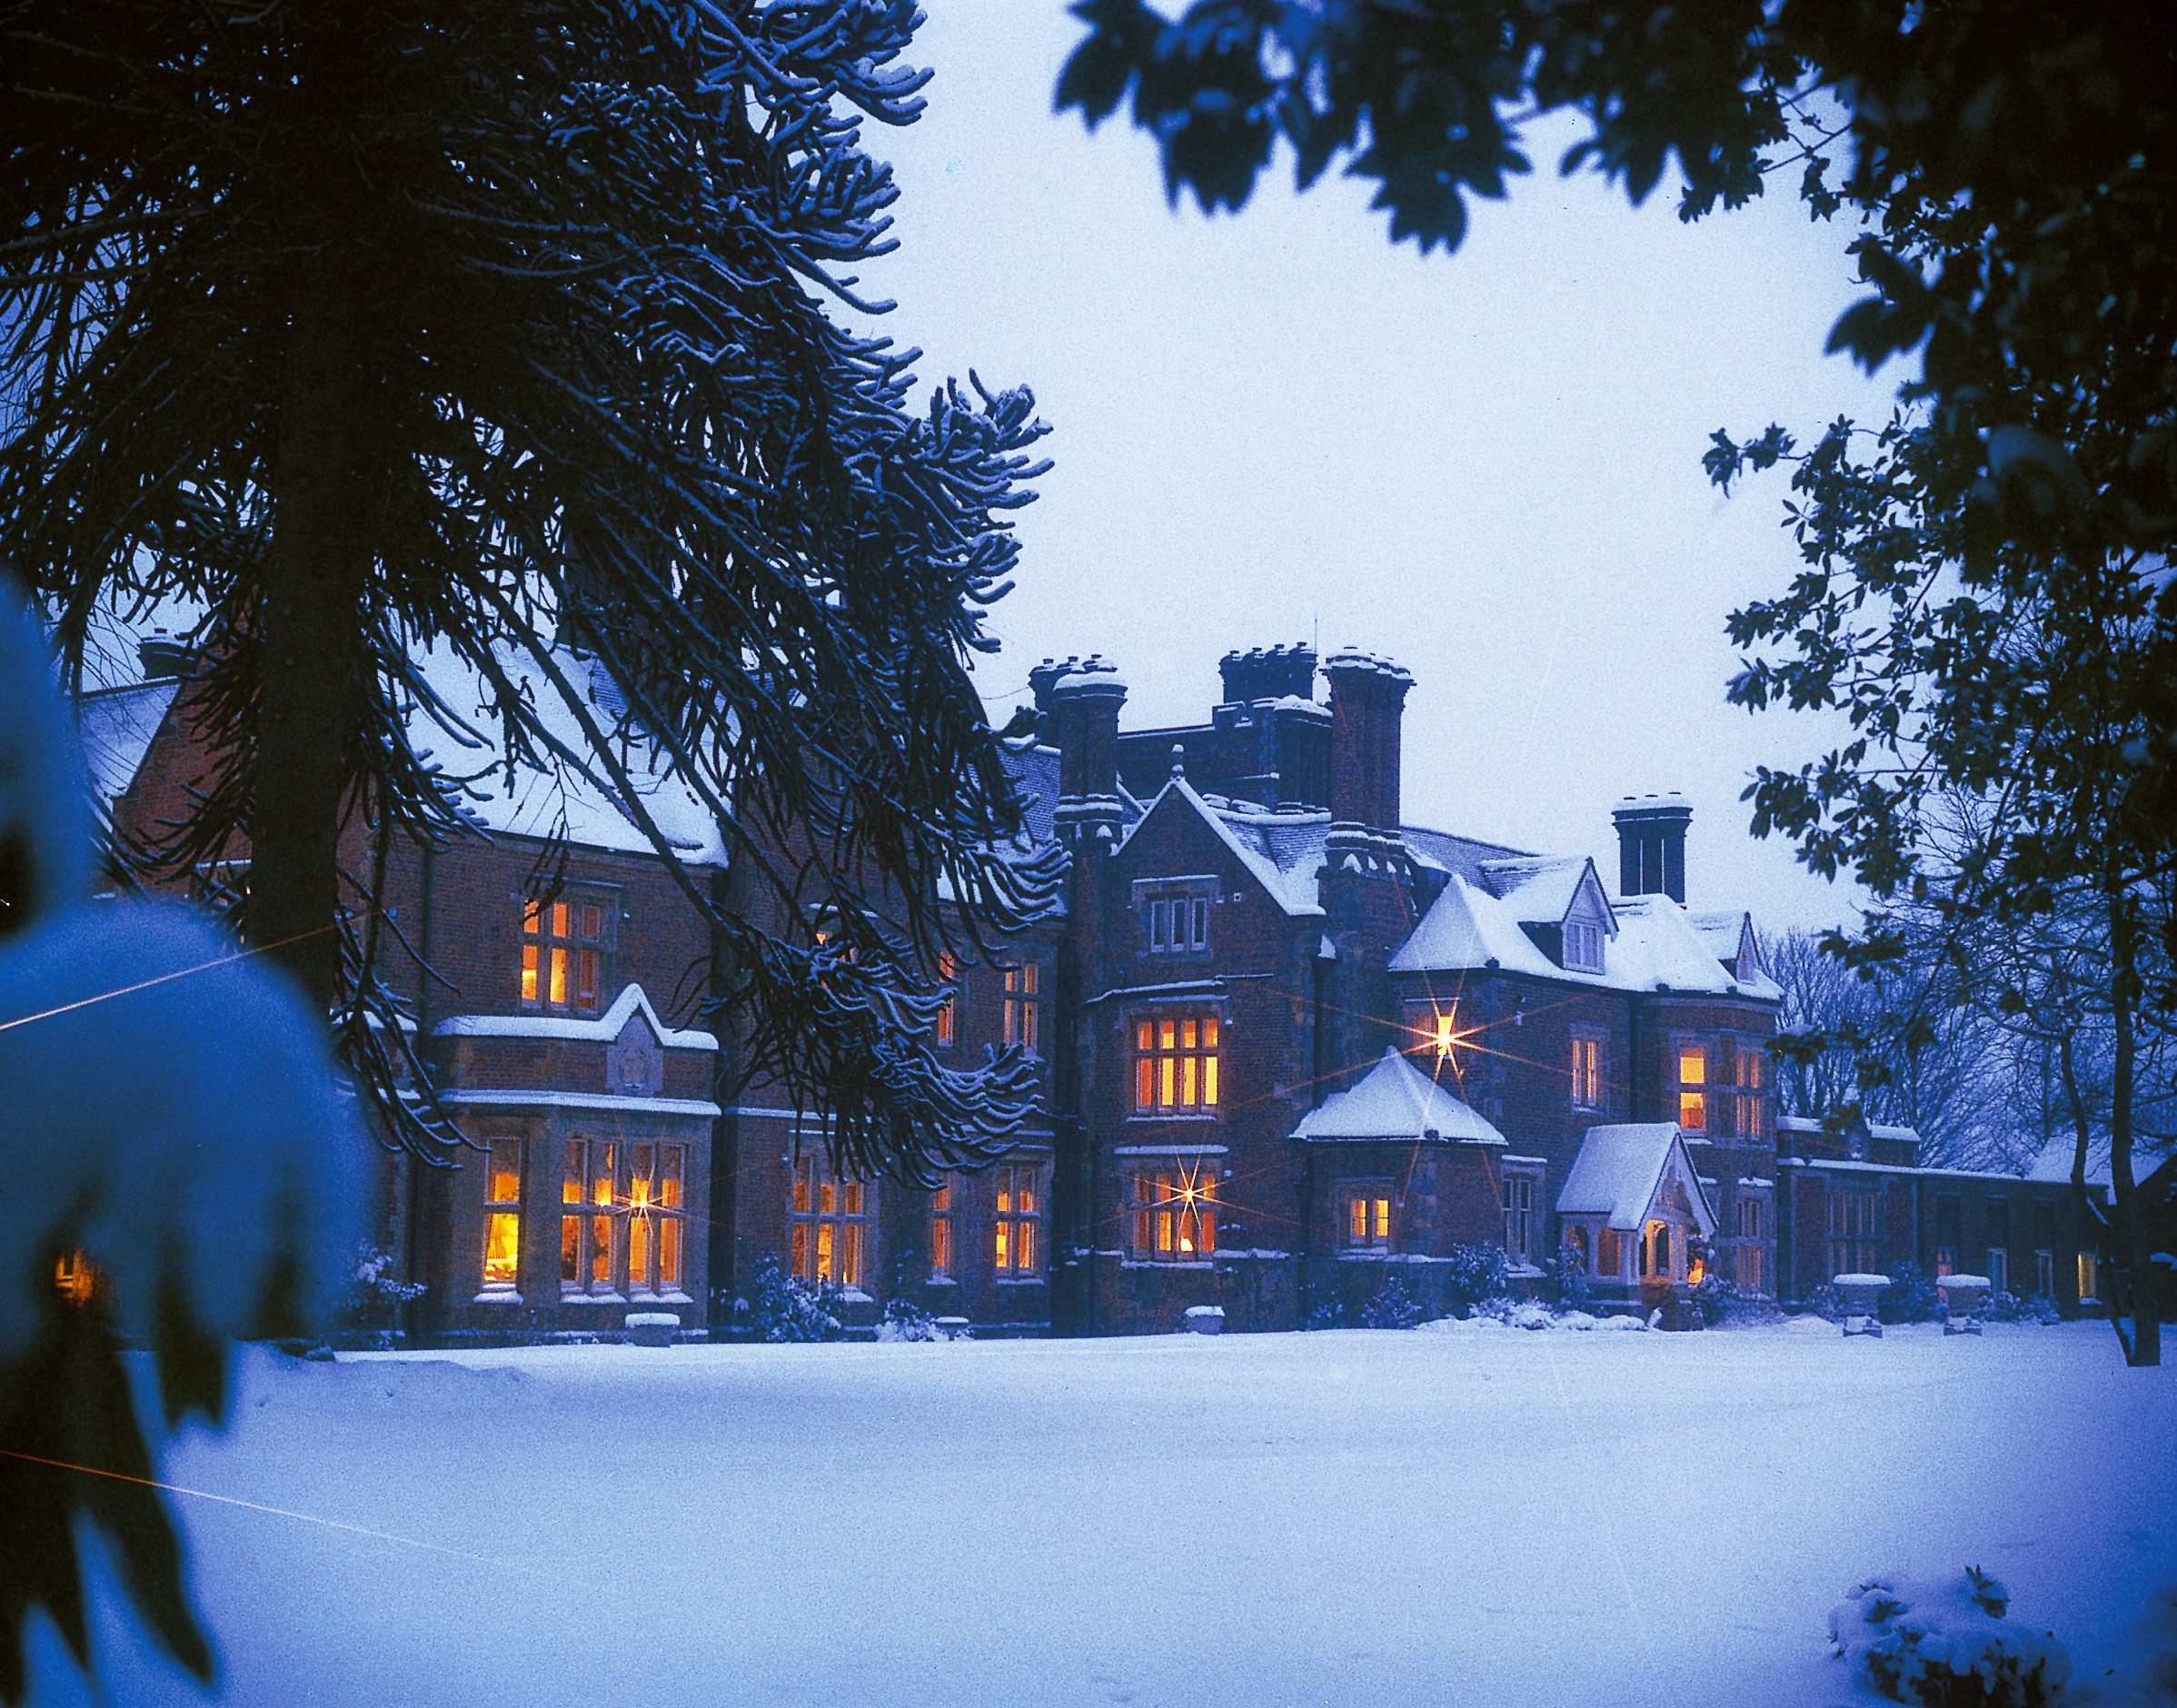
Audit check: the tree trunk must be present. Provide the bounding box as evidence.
[253,260,373,1019]
[2107,885,2159,1366]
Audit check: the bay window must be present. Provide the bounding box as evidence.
[1131,1167,1218,1261]
[790,1155,872,1288]
[482,1137,522,1293]
[994,1164,1043,1276]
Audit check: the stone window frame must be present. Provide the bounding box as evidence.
[1001,962,1041,1056]
[480,1137,523,1299]
[993,1161,1045,1279]
[1128,1160,1220,1263]
[1673,1036,1711,1135]
[928,1173,957,1282]
[1569,1027,1606,1112]
[1729,1041,1769,1140]
[1824,1179,1884,1279]
[1500,1159,1546,1271]
[1135,875,1219,958]
[1728,1184,1772,1296]
[789,1150,875,1291]
[520,883,619,1016]
[1131,1008,1223,1117]
[1340,1179,1394,1252]
[558,1137,691,1303]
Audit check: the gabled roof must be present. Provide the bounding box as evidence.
[433,981,717,1050]
[1388,872,1562,977]
[1120,776,1329,916]
[75,680,179,806]
[1556,1124,1716,1235]
[2025,1135,2176,1191]
[1479,854,1616,932]
[1401,824,1533,886]
[1291,1047,1506,1144]
[1688,909,1764,980]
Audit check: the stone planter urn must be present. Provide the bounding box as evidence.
[933,1316,973,1342]
[1833,1274,1890,1337]
[1184,1305,1226,1336]
[1936,1275,1989,1336]
[625,1311,679,1348]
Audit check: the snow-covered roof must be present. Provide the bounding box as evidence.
[1290,1047,1506,1145]
[407,641,731,864]
[1556,1124,1717,1235]
[1400,824,1533,886]
[2025,1136,2176,1191]
[1389,879,1787,999]
[1477,856,1609,928]
[75,680,178,805]
[1388,873,1562,978]
[1121,777,1330,917]
[432,982,717,1051]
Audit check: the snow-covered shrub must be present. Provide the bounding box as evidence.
[1441,1242,1511,1312]
[1982,1290,2063,1326]
[1360,1275,1425,1329]
[1692,1274,1739,1326]
[1809,1281,1844,1322]
[877,1297,939,1343]
[1544,1242,1590,1308]
[323,1241,428,1351]
[738,1257,841,1342]
[1881,1261,1943,1325]
[1830,1567,2071,1706]
[1303,1296,1351,1331]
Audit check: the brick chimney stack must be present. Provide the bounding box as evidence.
[1047,655,1128,847]
[1613,793,1692,904]
[1321,649,1414,839]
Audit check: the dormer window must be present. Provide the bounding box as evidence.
[1563,919,1605,972]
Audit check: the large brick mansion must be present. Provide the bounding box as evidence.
[83,637,2112,1338]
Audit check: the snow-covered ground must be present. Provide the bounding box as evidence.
[25,1319,2177,1706]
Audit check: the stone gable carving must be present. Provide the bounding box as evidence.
[606,1009,665,1097]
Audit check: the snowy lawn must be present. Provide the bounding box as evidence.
[25,1319,2177,1707]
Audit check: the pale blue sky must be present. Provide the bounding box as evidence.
[857,6,1894,934]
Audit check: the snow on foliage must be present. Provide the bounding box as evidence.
[1830,1568,2071,1706]
[0,600,358,1699]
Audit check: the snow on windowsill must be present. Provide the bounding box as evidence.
[1118,1259,1217,1271]
[472,1288,523,1306]
[562,1290,630,1306]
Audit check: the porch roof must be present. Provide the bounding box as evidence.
[1290,1048,1506,1145]
[1556,1124,1716,1236]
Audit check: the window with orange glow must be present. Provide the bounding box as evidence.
[522,892,609,1015]
[929,1175,955,1279]
[994,1164,1042,1276]
[562,1137,621,1296]
[53,1250,100,1307]
[1570,1031,1604,1111]
[1732,1045,1766,1139]
[1131,1167,1218,1261]
[1001,963,1040,1055]
[934,953,959,1048]
[1676,1045,1708,1132]
[1344,1187,1391,1251]
[1133,1012,1221,1113]
[482,1137,522,1292]
[790,1154,870,1288]
[626,1143,687,1297]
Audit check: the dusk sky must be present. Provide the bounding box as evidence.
[857,6,1896,935]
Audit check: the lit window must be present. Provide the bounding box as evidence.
[1148,895,1210,954]
[1570,1032,1603,1110]
[994,1164,1043,1276]
[54,1250,100,1307]
[790,1155,871,1288]
[1345,1187,1392,1251]
[1733,1046,1766,1139]
[625,1143,686,1297]
[1638,1219,1674,1279]
[1502,1173,1536,1266]
[482,1137,522,1292]
[2077,1251,2098,1302]
[522,895,608,1015]
[934,952,958,1048]
[1824,1184,1882,1278]
[1132,1167,1217,1261]
[562,1137,621,1297]
[1133,1012,1221,1113]
[1002,964,1039,1055]
[1563,919,1604,972]
[929,1176,955,1280]
[1676,1046,1707,1132]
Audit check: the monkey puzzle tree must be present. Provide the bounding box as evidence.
[3,0,1062,1177]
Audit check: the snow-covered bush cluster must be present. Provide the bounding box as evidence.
[1440,1241,1511,1312]
[878,1297,940,1342]
[1882,1262,1944,1325]
[1360,1275,1426,1329]
[325,1241,429,1351]
[1982,1290,2065,1326]
[737,1256,842,1342]
[1830,1567,2071,1706]
[1423,1303,1650,1333]
[1692,1274,1740,1326]
[1544,1241,1590,1308]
